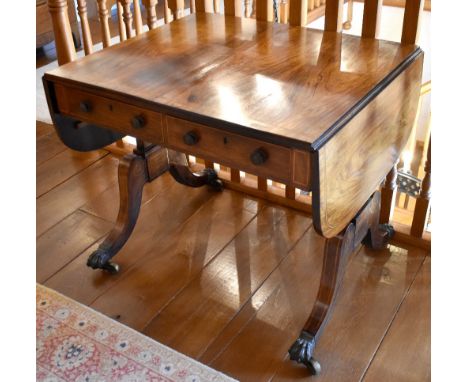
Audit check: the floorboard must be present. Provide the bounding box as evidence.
[37,148,108,198]
[36,131,67,166]
[37,210,112,283]
[140,205,312,358]
[44,174,218,305]
[362,257,431,382]
[90,190,263,333]
[79,171,175,223]
[36,155,119,237]
[268,245,427,382]
[36,120,55,138]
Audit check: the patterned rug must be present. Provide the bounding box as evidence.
[37,284,237,382]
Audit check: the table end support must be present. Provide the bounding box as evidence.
[289,191,392,375]
[87,145,168,274]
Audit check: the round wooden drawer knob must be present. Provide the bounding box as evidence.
[79,101,92,113]
[250,148,268,165]
[131,115,146,129]
[183,131,200,146]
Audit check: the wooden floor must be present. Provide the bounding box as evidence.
[36,120,430,381]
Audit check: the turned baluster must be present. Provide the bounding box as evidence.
[195,0,214,12]
[411,138,431,237]
[168,0,185,19]
[343,0,353,30]
[214,0,220,13]
[289,0,307,26]
[324,0,344,32]
[361,0,382,37]
[279,0,289,23]
[308,0,314,11]
[76,0,93,54]
[116,0,127,40]
[244,0,251,17]
[97,0,111,47]
[224,0,242,16]
[256,0,273,21]
[402,0,425,44]
[118,0,134,39]
[251,0,257,17]
[47,0,77,65]
[162,0,170,23]
[133,0,144,35]
[380,164,397,224]
[142,0,158,29]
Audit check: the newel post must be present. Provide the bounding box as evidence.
[47,0,77,65]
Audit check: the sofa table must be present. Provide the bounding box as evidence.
[43,12,423,375]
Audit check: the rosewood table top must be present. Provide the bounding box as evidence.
[45,12,421,151]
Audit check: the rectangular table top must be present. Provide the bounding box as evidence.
[46,13,420,151]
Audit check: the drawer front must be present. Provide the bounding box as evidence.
[165,116,294,184]
[54,83,164,144]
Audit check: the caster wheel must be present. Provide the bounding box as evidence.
[363,223,395,249]
[208,178,224,192]
[382,223,395,239]
[203,168,223,192]
[305,358,321,375]
[101,261,120,275]
[87,248,119,274]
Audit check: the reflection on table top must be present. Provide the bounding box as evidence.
[47,13,421,149]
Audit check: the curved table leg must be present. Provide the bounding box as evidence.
[87,152,148,274]
[289,191,393,375]
[167,149,223,191]
[289,222,355,375]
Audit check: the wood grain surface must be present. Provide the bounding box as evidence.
[44,13,420,150]
[363,256,430,382]
[313,53,423,238]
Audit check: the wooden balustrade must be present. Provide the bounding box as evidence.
[402,0,425,44]
[410,137,431,237]
[387,80,431,248]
